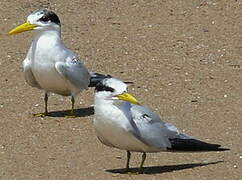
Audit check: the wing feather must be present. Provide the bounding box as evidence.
[122,104,174,149]
[55,56,90,91]
[22,58,40,88]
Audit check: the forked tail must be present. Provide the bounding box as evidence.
[167,138,230,152]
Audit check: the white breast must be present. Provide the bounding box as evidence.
[94,102,160,152]
[30,31,71,95]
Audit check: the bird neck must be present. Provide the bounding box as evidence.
[94,95,128,110]
[95,97,113,105]
[33,28,62,46]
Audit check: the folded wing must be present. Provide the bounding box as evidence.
[55,56,90,91]
[129,104,229,152]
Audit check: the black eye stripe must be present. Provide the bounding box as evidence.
[38,10,60,26]
[95,84,114,92]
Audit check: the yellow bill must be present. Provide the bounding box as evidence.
[8,22,37,35]
[116,93,140,105]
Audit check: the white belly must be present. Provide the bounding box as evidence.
[94,105,160,152]
[32,60,71,96]
[29,32,77,96]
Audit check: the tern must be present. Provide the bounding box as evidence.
[8,9,110,117]
[93,78,229,173]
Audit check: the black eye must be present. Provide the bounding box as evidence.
[95,84,114,92]
[38,10,60,26]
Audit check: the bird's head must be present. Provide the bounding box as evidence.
[95,78,140,105]
[8,9,61,35]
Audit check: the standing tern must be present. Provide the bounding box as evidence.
[93,78,229,173]
[8,9,110,117]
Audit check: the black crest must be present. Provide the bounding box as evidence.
[38,10,61,26]
[95,83,115,92]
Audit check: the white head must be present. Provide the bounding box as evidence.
[8,9,61,35]
[95,78,139,105]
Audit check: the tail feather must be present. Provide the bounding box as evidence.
[88,72,112,87]
[167,138,230,152]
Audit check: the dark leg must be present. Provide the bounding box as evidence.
[126,151,131,172]
[139,152,146,174]
[71,95,75,115]
[65,95,75,117]
[33,92,48,117]
[44,92,48,115]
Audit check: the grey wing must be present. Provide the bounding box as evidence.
[22,58,40,88]
[55,56,91,91]
[128,104,186,149]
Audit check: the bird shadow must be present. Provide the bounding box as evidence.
[35,106,94,118]
[106,161,223,175]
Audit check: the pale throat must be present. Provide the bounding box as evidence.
[33,28,62,49]
[95,96,115,106]
[31,29,63,63]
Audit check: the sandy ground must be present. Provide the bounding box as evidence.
[0,0,241,179]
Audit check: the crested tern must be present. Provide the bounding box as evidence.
[8,9,110,117]
[93,78,229,173]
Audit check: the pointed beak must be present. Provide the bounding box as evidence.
[8,22,37,35]
[116,93,140,105]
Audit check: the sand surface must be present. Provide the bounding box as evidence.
[0,0,241,179]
